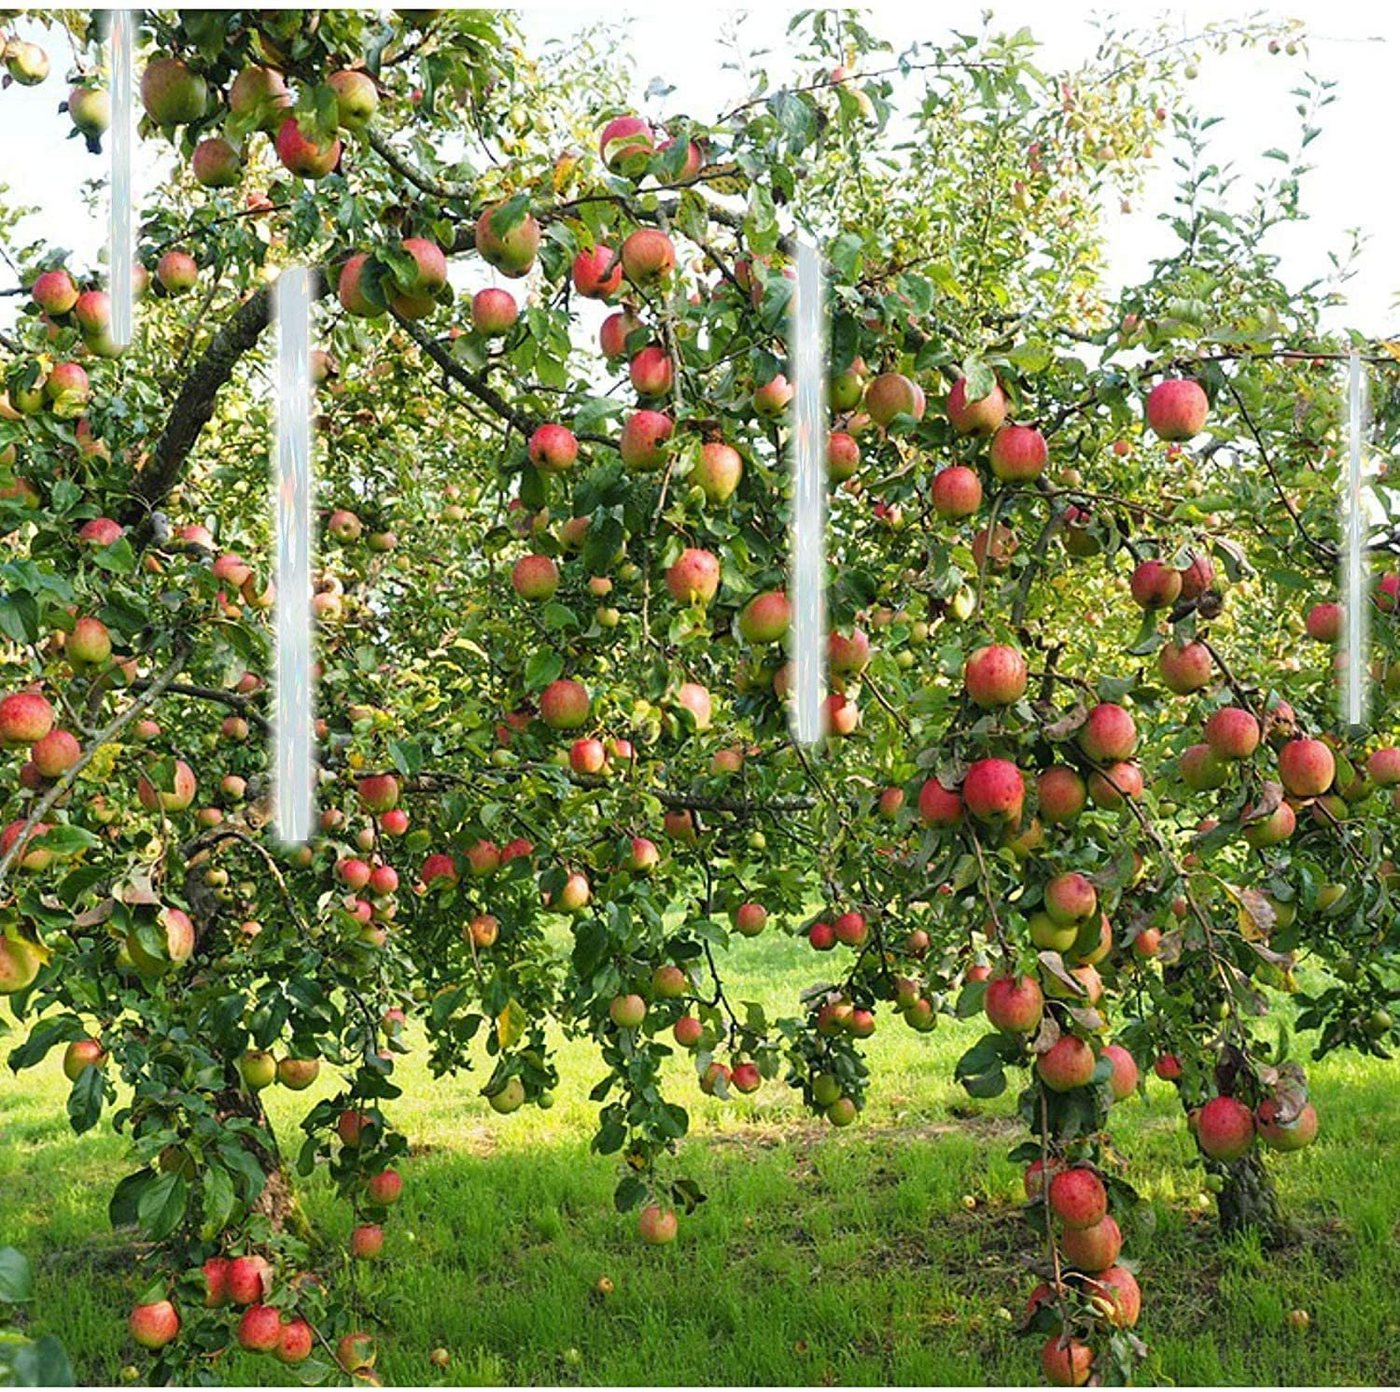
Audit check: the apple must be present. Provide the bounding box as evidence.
[528,423,579,472]
[1146,378,1208,440]
[931,465,983,519]
[1204,706,1260,760]
[1129,559,1182,609]
[984,974,1043,1033]
[226,1254,272,1306]
[1080,1265,1141,1328]
[1037,766,1086,824]
[1158,639,1212,694]
[488,1077,525,1114]
[1041,1335,1093,1386]
[827,431,860,482]
[600,307,643,361]
[277,1056,319,1090]
[337,1333,376,1374]
[156,250,198,295]
[1277,738,1335,798]
[652,964,687,999]
[946,377,1007,436]
[539,678,591,729]
[350,1224,384,1259]
[130,1299,180,1349]
[1103,1043,1138,1100]
[327,69,379,129]
[472,287,518,336]
[141,55,207,125]
[1048,1168,1107,1229]
[1060,1213,1121,1272]
[1077,703,1136,763]
[609,993,647,1028]
[229,66,291,132]
[689,441,742,502]
[619,410,674,471]
[31,269,78,316]
[673,1015,703,1047]
[738,590,790,644]
[1194,1094,1255,1161]
[573,244,622,299]
[237,1303,282,1352]
[475,202,541,277]
[1044,872,1096,927]
[598,115,654,172]
[963,643,1027,707]
[665,548,720,605]
[278,1317,315,1365]
[1256,1098,1318,1152]
[238,1049,276,1091]
[864,372,924,426]
[988,424,1048,483]
[275,117,341,178]
[68,616,112,668]
[629,344,673,397]
[1037,1035,1097,1092]
[192,137,242,188]
[512,554,559,601]
[962,758,1025,824]
[620,229,675,285]
[637,1203,677,1244]
[62,1037,105,1081]
[752,374,793,416]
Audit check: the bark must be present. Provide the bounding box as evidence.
[1210,1149,1292,1245]
[123,274,328,541]
[214,1085,310,1239]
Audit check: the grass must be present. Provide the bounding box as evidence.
[2,931,1398,1386]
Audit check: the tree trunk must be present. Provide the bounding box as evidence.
[214,1086,311,1239]
[1210,1149,1292,1245]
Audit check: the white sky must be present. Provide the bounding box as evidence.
[0,3,1395,335]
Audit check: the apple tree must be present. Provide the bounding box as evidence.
[0,8,1396,1386]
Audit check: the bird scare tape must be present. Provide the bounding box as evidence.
[107,8,134,350]
[790,239,828,747]
[273,268,315,846]
[1342,349,1371,732]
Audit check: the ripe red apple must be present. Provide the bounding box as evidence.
[1037,1035,1097,1092]
[141,55,207,126]
[472,287,518,336]
[946,377,1007,436]
[528,423,579,472]
[665,548,721,605]
[1277,738,1335,798]
[511,554,559,601]
[537,678,590,730]
[1048,1167,1107,1229]
[918,778,963,827]
[1196,1095,1255,1161]
[130,1298,181,1349]
[1060,1213,1121,1272]
[984,974,1043,1033]
[78,517,124,546]
[962,758,1025,824]
[0,694,55,746]
[1081,1265,1141,1328]
[1103,1043,1138,1100]
[731,1061,761,1093]
[629,344,673,397]
[1204,706,1260,760]
[1154,1053,1183,1082]
[833,911,867,946]
[1368,747,1400,785]
[201,1257,231,1308]
[989,424,1048,483]
[32,268,78,316]
[356,773,400,813]
[619,410,674,470]
[350,1223,384,1259]
[931,465,983,519]
[278,1317,315,1366]
[598,115,654,172]
[637,1203,677,1244]
[572,244,622,299]
[674,1014,703,1047]
[963,643,1027,707]
[570,738,607,777]
[808,921,836,951]
[733,902,767,937]
[626,837,660,874]
[275,117,341,178]
[62,1037,105,1081]
[1041,1335,1093,1386]
[1158,639,1212,694]
[1037,766,1086,824]
[226,1254,272,1306]
[609,993,647,1029]
[1177,551,1215,599]
[31,728,80,779]
[1305,600,1343,642]
[620,229,675,286]
[1130,558,1182,609]
[475,202,541,277]
[1077,702,1136,763]
[692,441,743,503]
[237,1302,283,1352]
[136,758,197,813]
[600,307,643,361]
[68,616,113,669]
[1146,378,1208,440]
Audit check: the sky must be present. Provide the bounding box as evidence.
[0,3,1395,336]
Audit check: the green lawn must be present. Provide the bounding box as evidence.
[3,933,1398,1386]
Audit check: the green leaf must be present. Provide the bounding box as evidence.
[0,1248,34,1304]
[136,1171,187,1241]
